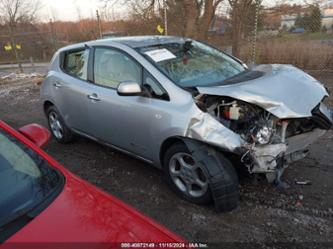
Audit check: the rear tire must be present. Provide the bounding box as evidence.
[46,105,74,143]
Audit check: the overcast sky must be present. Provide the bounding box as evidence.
[40,0,103,21]
[39,0,332,22]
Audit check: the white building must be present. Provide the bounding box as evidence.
[322,8,333,29]
[280,15,298,29]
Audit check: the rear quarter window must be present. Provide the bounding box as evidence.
[62,49,89,80]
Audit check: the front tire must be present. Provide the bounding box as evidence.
[163,142,239,211]
[46,105,74,143]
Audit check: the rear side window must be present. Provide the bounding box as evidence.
[63,49,89,80]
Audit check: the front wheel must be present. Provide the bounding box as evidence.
[163,142,239,211]
[163,142,212,204]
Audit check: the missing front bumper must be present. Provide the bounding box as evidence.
[245,128,326,174]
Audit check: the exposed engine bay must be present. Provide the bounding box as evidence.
[193,93,331,183]
[195,94,324,145]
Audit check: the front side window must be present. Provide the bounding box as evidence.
[143,70,169,101]
[137,40,246,88]
[63,49,89,80]
[94,47,141,89]
[0,129,63,242]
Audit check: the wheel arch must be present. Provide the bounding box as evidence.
[159,136,186,166]
[43,100,55,114]
[159,136,237,166]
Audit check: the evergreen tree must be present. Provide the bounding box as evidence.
[295,14,303,28]
[308,5,322,32]
[301,13,311,31]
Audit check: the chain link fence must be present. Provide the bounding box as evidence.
[1,0,333,96]
[252,2,333,108]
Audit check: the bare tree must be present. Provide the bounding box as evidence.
[102,0,224,39]
[100,0,127,20]
[167,0,224,39]
[0,0,40,72]
[228,0,262,57]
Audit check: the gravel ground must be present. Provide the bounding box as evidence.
[0,72,332,248]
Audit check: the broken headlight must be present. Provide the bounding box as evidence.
[255,126,273,144]
[200,95,276,144]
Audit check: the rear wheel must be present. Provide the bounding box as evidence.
[46,106,74,143]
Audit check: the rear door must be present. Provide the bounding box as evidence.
[54,47,97,133]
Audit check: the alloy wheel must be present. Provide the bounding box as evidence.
[169,152,209,198]
[48,111,64,139]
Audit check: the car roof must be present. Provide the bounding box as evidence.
[100,35,186,48]
[59,36,187,51]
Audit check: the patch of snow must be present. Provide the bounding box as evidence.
[0,72,43,81]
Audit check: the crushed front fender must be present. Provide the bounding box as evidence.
[185,112,246,152]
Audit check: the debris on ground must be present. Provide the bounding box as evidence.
[0,72,44,84]
[295,180,312,185]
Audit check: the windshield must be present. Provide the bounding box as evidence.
[137,40,246,88]
[0,129,63,241]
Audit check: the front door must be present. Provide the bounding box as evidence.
[85,47,171,160]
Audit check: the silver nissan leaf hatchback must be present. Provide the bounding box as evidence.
[41,36,333,211]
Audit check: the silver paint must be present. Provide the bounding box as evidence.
[185,112,245,151]
[41,36,330,174]
[117,81,142,95]
[197,64,328,118]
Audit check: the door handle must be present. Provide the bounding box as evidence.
[87,94,101,101]
[53,81,62,88]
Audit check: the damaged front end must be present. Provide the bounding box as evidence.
[187,94,332,184]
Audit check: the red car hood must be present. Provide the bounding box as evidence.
[5,174,182,244]
[0,121,182,246]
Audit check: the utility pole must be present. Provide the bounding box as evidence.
[251,0,261,65]
[49,19,58,52]
[96,10,102,39]
[164,0,168,35]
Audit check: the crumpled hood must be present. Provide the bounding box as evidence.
[197,64,328,118]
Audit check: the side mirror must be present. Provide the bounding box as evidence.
[18,123,51,147]
[117,81,142,96]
